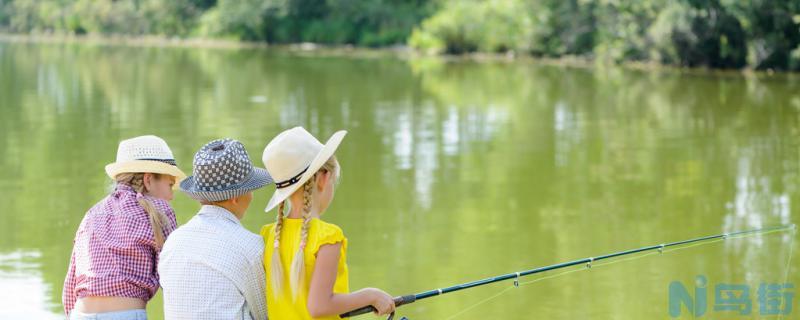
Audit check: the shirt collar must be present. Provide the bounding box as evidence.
[198,205,242,225]
[115,183,135,193]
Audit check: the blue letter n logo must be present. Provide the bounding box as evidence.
[670,275,708,317]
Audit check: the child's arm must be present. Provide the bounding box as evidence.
[307,243,395,317]
[62,249,77,315]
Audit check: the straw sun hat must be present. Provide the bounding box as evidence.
[262,127,347,212]
[105,135,187,186]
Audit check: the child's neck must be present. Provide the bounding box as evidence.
[286,207,320,220]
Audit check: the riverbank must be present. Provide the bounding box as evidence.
[1,33,795,78]
[0,33,267,49]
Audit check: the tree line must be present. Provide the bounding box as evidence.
[1,0,798,70]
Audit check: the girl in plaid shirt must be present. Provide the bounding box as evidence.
[62,136,186,320]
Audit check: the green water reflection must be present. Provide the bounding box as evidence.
[0,41,797,319]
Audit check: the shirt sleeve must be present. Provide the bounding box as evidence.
[152,198,177,237]
[62,248,77,316]
[153,201,177,281]
[151,199,178,284]
[162,205,178,236]
[313,223,346,254]
[244,251,268,320]
[314,223,349,294]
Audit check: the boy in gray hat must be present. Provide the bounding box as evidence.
[159,139,273,320]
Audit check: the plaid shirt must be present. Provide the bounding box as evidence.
[62,184,177,316]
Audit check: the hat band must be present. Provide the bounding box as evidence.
[138,158,177,166]
[275,166,309,189]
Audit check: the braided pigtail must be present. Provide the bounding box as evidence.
[289,177,315,299]
[116,173,167,247]
[270,201,286,298]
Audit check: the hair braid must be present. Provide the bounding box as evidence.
[270,201,286,298]
[272,156,340,300]
[289,177,315,299]
[115,173,166,247]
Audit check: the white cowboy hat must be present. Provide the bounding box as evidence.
[105,135,187,187]
[262,127,347,212]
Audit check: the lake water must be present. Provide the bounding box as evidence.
[0,40,797,319]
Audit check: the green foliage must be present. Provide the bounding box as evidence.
[0,0,798,70]
[648,1,747,68]
[264,0,435,46]
[70,0,150,35]
[196,0,277,40]
[410,0,799,70]
[792,44,800,70]
[722,0,800,70]
[195,0,435,44]
[0,0,432,46]
[4,0,61,33]
[590,0,664,63]
[143,0,209,36]
[0,0,7,28]
[528,0,596,56]
[408,0,533,54]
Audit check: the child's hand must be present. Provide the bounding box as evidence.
[366,288,396,316]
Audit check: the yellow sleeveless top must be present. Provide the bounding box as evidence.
[261,218,349,320]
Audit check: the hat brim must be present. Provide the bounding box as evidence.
[180,167,273,202]
[105,160,188,189]
[264,130,347,212]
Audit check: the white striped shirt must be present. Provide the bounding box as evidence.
[159,205,267,320]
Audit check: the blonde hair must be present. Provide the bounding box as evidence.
[114,172,168,247]
[270,156,340,299]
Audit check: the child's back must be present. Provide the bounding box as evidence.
[262,218,348,319]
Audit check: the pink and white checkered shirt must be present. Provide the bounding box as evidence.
[62,184,177,316]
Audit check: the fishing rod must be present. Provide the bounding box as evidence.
[341,224,796,319]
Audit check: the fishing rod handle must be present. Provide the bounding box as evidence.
[339,295,416,318]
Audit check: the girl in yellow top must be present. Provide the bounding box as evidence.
[261,127,395,319]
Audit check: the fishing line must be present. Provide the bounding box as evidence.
[440,226,795,320]
[778,225,796,320]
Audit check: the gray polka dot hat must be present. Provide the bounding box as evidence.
[180,138,273,202]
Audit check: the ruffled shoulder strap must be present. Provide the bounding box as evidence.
[311,220,347,253]
[260,223,276,238]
